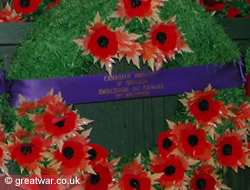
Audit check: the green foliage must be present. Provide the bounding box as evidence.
[0,95,16,132]
[8,0,240,79]
[246,46,250,73]
[0,57,3,70]
[217,87,249,106]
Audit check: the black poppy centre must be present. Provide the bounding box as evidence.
[164,165,176,176]
[21,144,33,156]
[130,178,140,189]
[196,178,207,190]
[63,147,74,160]
[156,32,167,44]
[54,118,66,128]
[88,148,97,161]
[188,135,199,147]
[20,0,30,8]
[235,14,243,18]
[131,0,142,8]
[198,99,210,112]
[203,0,216,7]
[90,173,101,185]
[97,36,109,48]
[222,144,233,156]
[162,138,173,150]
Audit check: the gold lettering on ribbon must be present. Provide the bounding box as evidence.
[98,87,129,95]
[143,84,164,91]
[104,74,131,81]
[126,79,148,86]
[99,72,164,100]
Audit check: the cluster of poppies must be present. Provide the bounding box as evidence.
[199,0,250,18]
[0,86,249,190]
[155,85,250,189]
[0,0,61,22]
[74,0,192,74]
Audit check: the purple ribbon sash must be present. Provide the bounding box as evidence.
[0,58,246,107]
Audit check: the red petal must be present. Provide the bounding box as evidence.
[88,143,109,165]
[157,131,177,157]
[13,0,42,15]
[87,24,118,59]
[227,8,242,18]
[47,0,61,11]
[199,0,226,11]
[122,0,153,18]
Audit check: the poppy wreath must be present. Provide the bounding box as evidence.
[0,86,249,190]
[198,0,250,18]
[1,0,250,189]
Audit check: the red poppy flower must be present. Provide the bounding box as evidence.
[171,122,213,162]
[227,8,242,18]
[54,136,89,175]
[86,25,118,60]
[88,143,109,165]
[84,163,114,190]
[119,158,152,190]
[150,154,188,189]
[43,111,77,137]
[122,0,152,18]
[150,19,191,57]
[248,0,250,4]
[145,17,192,70]
[47,0,61,11]
[13,0,42,15]
[113,0,164,22]
[31,101,91,146]
[74,13,120,74]
[9,136,51,171]
[0,3,25,23]
[190,165,226,190]
[74,13,140,74]
[33,110,84,143]
[157,131,178,157]
[151,24,178,55]
[199,0,226,11]
[183,86,228,128]
[216,131,249,171]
